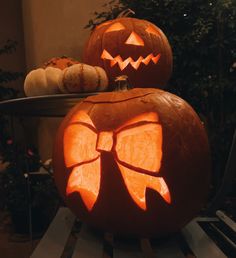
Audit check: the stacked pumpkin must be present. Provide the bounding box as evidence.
[24,56,108,96]
[52,17,211,237]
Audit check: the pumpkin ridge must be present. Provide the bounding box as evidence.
[62,69,69,93]
[94,66,101,91]
[80,64,84,92]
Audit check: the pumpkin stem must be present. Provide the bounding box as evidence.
[114,75,132,91]
[117,9,135,18]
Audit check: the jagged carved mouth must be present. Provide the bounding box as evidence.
[101,49,161,71]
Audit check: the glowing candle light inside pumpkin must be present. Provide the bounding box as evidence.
[83,17,173,89]
[64,111,171,211]
[53,85,211,237]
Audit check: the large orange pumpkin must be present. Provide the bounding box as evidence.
[83,17,172,89]
[53,87,210,237]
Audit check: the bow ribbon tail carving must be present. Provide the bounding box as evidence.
[118,164,171,210]
[64,111,171,212]
[115,114,171,210]
[64,111,101,211]
[66,158,101,211]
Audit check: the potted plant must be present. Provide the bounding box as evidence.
[0,40,60,234]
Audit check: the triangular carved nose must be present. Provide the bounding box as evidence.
[125,32,144,46]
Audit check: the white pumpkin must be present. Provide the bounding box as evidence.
[24,67,63,97]
[60,63,108,93]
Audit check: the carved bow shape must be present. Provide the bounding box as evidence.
[64,111,171,211]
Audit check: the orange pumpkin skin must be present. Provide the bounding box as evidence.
[42,56,79,70]
[53,88,210,237]
[83,18,173,90]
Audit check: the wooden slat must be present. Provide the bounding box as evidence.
[182,219,227,258]
[114,248,142,258]
[61,219,82,258]
[195,217,219,222]
[216,210,236,232]
[72,224,103,258]
[30,207,76,258]
[140,238,155,258]
[210,223,236,249]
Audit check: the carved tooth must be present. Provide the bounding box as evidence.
[101,49,113,60]
[118,57,133,71]
[130,56,143,70]
[142,54,153,65]
[111,55,122,67]
[152,54,161,64]
[102,49,161,70]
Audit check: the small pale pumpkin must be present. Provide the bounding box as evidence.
[24,64,108,96]
[60,64,108,93]
[24,67,62,96]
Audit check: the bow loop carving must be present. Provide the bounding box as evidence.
[64,111,171,211]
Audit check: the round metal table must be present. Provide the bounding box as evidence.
[0,93,100,117]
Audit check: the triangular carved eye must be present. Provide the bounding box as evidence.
[125,32,144,46]
[96,21,113,29]
[105,22,125,33]
[145,25,161,36]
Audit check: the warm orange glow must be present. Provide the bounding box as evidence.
[64,111,171,211]
[70,110,96,127]
[118,164,171,210]
[64,123,98,168]
[125,32,144,46]
[151,54,161,64]
[101,49,113,61]
[105,22,125,33]
[145,25,161,37]
[142,53,161,65]
[118,111,159,130]
[116,123,162,173]
[96,21,113,29]
[66,158,100,211]
[101,49,161,71]
[128,56,143,70]
[96,131,114,152]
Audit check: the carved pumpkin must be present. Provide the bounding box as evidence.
[53,86,210,237]
[83,17,172,89]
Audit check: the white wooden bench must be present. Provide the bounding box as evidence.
[30,207,235,258]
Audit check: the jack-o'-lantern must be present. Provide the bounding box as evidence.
[83,17,172,89]
[53,80,210,237]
